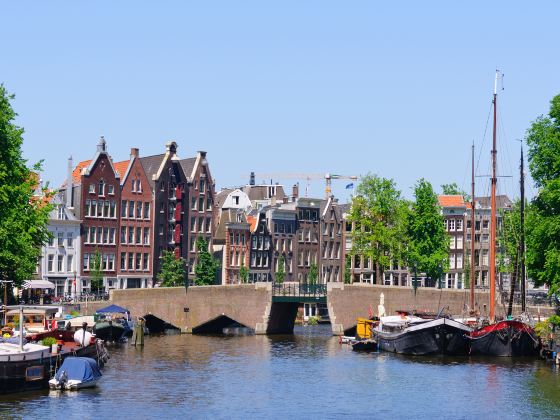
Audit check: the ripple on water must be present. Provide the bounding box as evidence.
[0,325,559,419]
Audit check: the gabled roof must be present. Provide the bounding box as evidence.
[179,158,197,181]
[438,195,465,208]
[139,153,166,190]
[72,160,92,184]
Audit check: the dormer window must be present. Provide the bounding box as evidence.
[99,180,105,196]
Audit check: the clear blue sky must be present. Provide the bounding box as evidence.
[2,2,558,201]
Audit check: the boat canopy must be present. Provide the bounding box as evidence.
[55,357,102,382]
[96,304,129,314]
[22,280,55,290]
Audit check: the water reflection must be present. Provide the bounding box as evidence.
[0,325,558,419]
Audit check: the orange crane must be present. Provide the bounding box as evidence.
[253,172,358,199]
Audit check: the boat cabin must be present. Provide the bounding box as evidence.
[6,307,59,334]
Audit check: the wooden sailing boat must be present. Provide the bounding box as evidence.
[468,71,540,357]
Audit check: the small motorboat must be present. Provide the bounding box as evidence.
[339,336,356,344]
[49,357,102,390]
[351,339,378,352]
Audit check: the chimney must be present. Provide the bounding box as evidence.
[66,156,73,207]
[250,171,255,186]
[292,183,299,200]
[283,196,289,204]
[130,148,139,159]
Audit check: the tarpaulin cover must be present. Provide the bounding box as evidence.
[55,357,102,382]
[96,304,129,314]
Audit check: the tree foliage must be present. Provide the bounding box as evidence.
[0,85,52,287]
[348,174,406,283]
[344,254,351,284]
[90,249,103,293]
[275,255,285,283]
[239,263,249,284]
[407,179,449,285]
[194,237,219,285]
[441,182,470,202]
[525,94,560,295]
[308,263,318,285]
[157,250,187,287]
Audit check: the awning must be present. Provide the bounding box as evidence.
[22,280,55,290]
[96,304,129,314]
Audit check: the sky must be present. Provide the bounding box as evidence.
[2,1,559,202]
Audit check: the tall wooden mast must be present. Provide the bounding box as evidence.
[470,143,476,312]
[489,70,499,322]
[520,145,526,313]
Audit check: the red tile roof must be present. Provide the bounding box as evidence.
[247,215,257,232]
[438,195,465,207]
[113,160,130,178]
[72,160,92,184]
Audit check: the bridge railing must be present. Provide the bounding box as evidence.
[272,283,327,298]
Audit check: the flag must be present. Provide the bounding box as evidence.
[345,183,354,190]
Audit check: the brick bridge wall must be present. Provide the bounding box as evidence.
[110,283,272,333]
[327,283,490,335]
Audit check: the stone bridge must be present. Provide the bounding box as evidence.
[107,283,554,335]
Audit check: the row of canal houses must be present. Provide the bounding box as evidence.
[38,137,513,297]
[39,138,214,296]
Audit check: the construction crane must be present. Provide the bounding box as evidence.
[251,172,358,199]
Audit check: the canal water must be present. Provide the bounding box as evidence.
[1,325,559,419]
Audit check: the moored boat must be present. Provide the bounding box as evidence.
[49,357,102,390]
[374,315,472,356]
[469,320,540,357]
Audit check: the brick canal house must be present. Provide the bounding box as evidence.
[267,205,297,282]
[439,195,467,289]
[73,137,121,292]
[247,211,272,283]
[224,213,251,284]
[295,198,321,283]
[139,142,189,279]
[319,197,345,284]
[140,143,216,283]
[117,148,154,289]
[180,151,216,281]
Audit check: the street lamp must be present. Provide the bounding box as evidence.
[184,262,190,293]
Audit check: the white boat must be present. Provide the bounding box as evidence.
[49,357,102,390]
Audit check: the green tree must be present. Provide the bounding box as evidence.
[90,249,103,294]
[0,85,52,291]
[308,263,318,285]
[157,250,187,287]
[441,182,470,202]
[275,255,285,283]
[525,94,560,295]
[344,254,352,284]
[407,179,449,287]
[194,237,219,285]
[239,262,249,284]
[348,174,406,284]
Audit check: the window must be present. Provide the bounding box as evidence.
[191,197,197,211]
[483,220,489,229]
[482,249,489,266]
[128,253,134,271]
[199,197,204,212]
[482,234,489,243]
[89,184,95,194]
[449,236,455,249]
[110,228,116,244]
[200,179,205,192]
[121,227,126,243]
[457,254,463,269]
[191,217,196,232]
[136,227,142,245]
[198,217,204,232]
[85,200,91,217]
[132,180,137,192]
[108,185,115,195]
[57,232,64,247]
[91,200,98,217]
[97,200,103,217]
[82,254,89,271]
[57,255,64,272]
[143,253,149,270]
[128,227,134,244]
[137,180,142,193]
[91,227,97,244]
[67,255,73,272]
[456,236,463,249]
[129,201,135,218]
[110,201,116,218]
[103,227,109,244]
[48,255,54,272]
[206,218,212,233]
[143,228,150,245]
[108,254,115,271]
[67,233,73,247]
[456,219,463,231]
[99,180,105,196]
[103,200,110,218]
[120,252,126,270]
[143,203,150,219]
[449,219,456,231]
[57,205,66,220]
[206,197,212,211]
[137,202,142,219]
[135,253,141,270]
[444,220,449,231]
